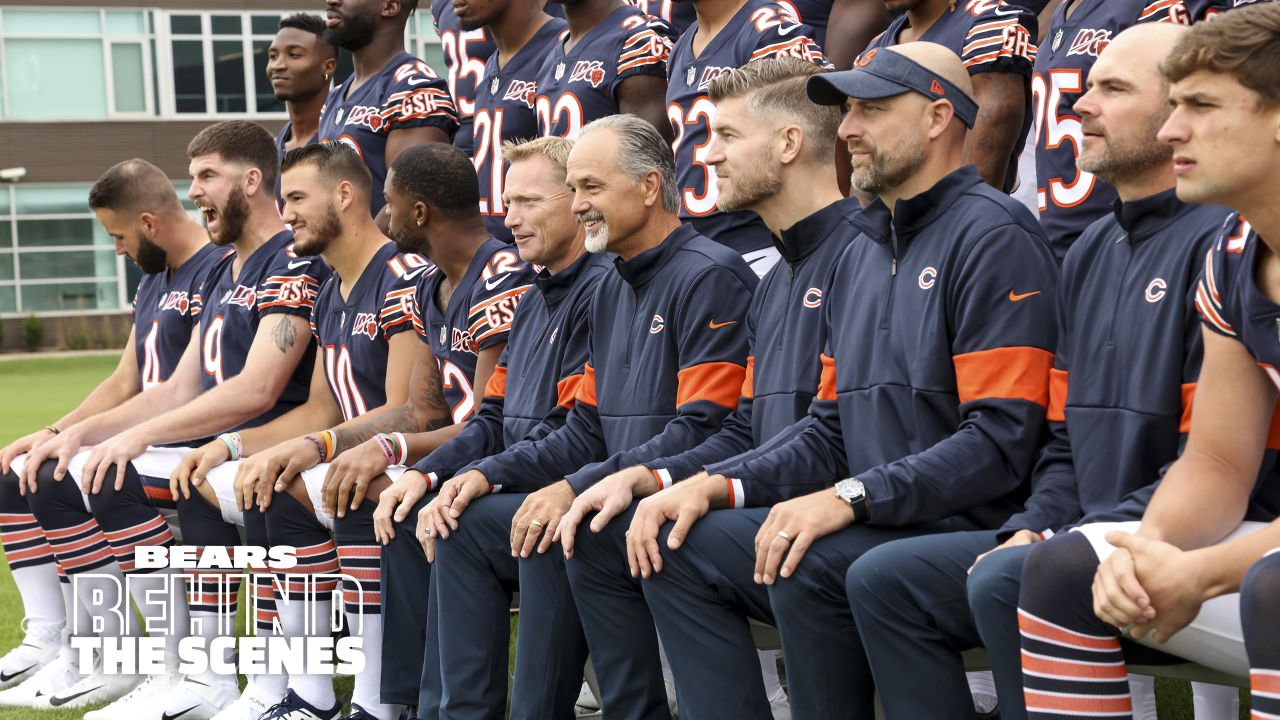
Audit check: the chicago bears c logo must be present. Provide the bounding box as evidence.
[803,288,823,308]
[918,267,937,290]
[649,314,665,334]
[1145,278,1168,303]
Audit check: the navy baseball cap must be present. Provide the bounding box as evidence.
[806,48,979,129]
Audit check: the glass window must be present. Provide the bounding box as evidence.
[0,188,10,215]
[4,10,101,35]
[15,219,101,249]
[21,282,120,313]
[212,16,243,35]
[0,224,11,249]
[172,40,207,113]
[125,261,143,303]
[14,186,91,215]
[0,287,15,315]
[18,250,116,280]
[111,44,147,112]
[251,40,284,114]
[251,15,283,35]
[0,253,13,280]
[213,40,247,113]
[4,40,108,119]
[106,11,147,36]
[170,15,202,35]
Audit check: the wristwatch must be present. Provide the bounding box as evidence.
[834,478,869,522]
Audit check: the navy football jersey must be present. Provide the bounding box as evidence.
[317,52,459,217]
[1185,0,1269,18]
[193,231,329,428]
[433,0,497,155]
[627,0,699,40]
[413,239,535,423]
[535,5,674,139]
[667,0,828,265]
[861,0,1037,192]
[132,243,225,390]
[310,243,425,421]
[1033,0,1188,257]
[473,17,567,240]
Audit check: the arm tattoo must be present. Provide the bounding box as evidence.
[334,405,416,451]
[272,317,298,353]
[330,361,452,449]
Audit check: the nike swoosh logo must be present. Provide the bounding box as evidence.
[403,267,428,281]
[49,685,103,707]
[993,5,1023,15]
[287,260,311,270]
[407,76,434,86]
[0,665,34,682]
[484,275,509,291]
[1008,290,1041,302]
[162,705,200,720]
[708,320,736,330]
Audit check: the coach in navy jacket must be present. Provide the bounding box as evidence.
[615,45,1058,720]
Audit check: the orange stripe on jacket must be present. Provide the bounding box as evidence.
[557,373,583,410]
[484,365,508,399]
[1180,382,1196,434]
[676,362,745,409]
[741,356,755,399]
[1023,690,1132,715]
[576,363,598,407]
[953,346,1053,406]
[1047,368,1068,423]
[817,354,837,401]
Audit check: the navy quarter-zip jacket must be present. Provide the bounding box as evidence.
[643,196,862,486]
[472,223,758,494]
[413,252,611,485]
[709,166,1058,529]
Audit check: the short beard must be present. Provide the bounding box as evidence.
[323,11,378,51]
[208,186,250,246]
[852,138,926,196]
[294,204,343,257]
[391,226,431,258]
[717,152,783,213]
[580,212,609,253]
[133,231,168,275]
[1078,117,1172,186]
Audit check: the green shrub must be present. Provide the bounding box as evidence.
[21,315,44,351]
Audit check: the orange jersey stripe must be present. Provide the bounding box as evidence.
[1047,368,1068,423]
[485,365,508,400]
[817,354,837,402]
[1024,690,1132,714]
[676,361,745,409]
[740,356,756,399]
[1180,382,1196,434]
[557,373,583,410]
[576,363,598,407]
[1020,651,1127,680]
[953,346,1053,406]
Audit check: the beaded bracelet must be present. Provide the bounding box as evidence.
[374,434,397,466]
[304,434,326,463]
[217,433,241,461]
[390,432,409,465]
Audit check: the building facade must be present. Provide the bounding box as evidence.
[0,0,447,323]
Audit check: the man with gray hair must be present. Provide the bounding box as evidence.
[555,57,862,719]
[423,113,758,718]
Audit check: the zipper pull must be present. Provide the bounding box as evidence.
[891,258,897,276]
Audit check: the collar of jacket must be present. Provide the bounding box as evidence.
[851,165,983,247]
[1111,187,1185,244]
[535,251,601,309]
[773,195,863,266]
[613,222,698,288]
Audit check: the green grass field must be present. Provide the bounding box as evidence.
[0,354,1248,719]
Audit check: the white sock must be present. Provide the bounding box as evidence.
[187,571,241,686]
[276,587,335,709]
[247,576,287,701]
[350,613,400,719]
[967,670,998,714]
[1191,681,1240,720]
[12,563,65,637]
[128,569,190,659]
[60,575,95,642]
[1129,673,1158,720]
[759,650,785,700]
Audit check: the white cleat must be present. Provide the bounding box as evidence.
[0,650,80,707]
[155,675,241,720]
[33,667,142,710]
[0,628,61,690]
[210,680,284,720]
[84,672,184,720]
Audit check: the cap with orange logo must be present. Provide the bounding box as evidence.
[806,47,979,129]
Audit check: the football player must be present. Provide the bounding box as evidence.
[269,13,338,204]
[433,0,497,154]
